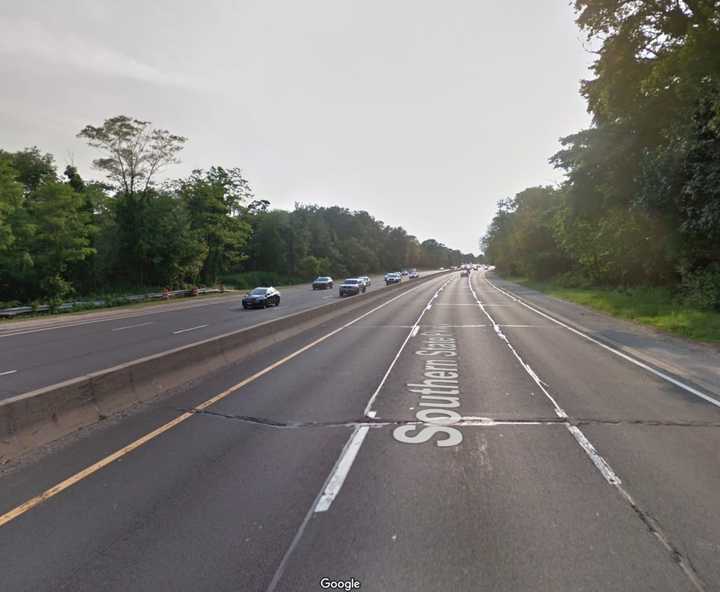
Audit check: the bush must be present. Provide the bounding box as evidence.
[553,270,595,289]
[682,264,720,311]
[219,271,302,290]
[298,255,320,279]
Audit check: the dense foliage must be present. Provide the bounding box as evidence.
[0,117,473,305]
[483,1,720,309]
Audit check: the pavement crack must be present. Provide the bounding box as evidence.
[574,418,720,428]
[173,407,720,430]
[176,407,407,429]
[616,487,708,591]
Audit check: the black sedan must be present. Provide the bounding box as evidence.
[312,276,334,290]
[242,287,281,309]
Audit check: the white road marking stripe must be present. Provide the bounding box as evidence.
[312,279,452,515]
[0,317,132,338]
[111,321,154,332]
[0,370,17,377]
[469,281,568,420]
[565,425,620,484]
[477,303,515,307]
[314,426,371,512]
[0,298,239,338]
[363,281,451,416]
[470,274,706,592]
[351,324,415,328]
[172,324,208,335]
[485,276,720,409]
[458,418,556,426]
[433,303,479,306]
[421,324,488,328]
[263,276,451,592]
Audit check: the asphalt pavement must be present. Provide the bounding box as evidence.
[0,273,402,399]
[2,271,719,591]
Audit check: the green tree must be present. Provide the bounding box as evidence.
[140,194,207,287]
[78,115,186,196]
[178,167,254,283]
[0,147,57,192]
[25,182,96,302]
[78,116,188,286]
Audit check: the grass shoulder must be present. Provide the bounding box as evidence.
[502,276,720,343]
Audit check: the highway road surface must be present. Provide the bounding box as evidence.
[0,273,403,400]
[2,271,720,591]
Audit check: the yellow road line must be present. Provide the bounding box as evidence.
[0,279,437,529]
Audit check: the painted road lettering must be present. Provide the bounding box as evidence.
[393,327,463,447]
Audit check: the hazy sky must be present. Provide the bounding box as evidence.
[0,1,593,254]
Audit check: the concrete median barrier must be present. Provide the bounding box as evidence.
[0,272,451,462]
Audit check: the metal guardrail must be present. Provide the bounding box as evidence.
[0,288,223,318]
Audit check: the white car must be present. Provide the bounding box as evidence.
[408,269,419,279]
[385,272,402,285]
[358,276,371,287]
[339,278,366,297]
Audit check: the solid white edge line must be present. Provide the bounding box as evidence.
[0,370,17,377]
[470,274,707,591]
[485,276,720,409]
[171,324,209,335]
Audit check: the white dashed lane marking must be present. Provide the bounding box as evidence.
[111,322,154,332]
[172,324,209,335]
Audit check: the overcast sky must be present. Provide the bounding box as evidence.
[0,0,593,254]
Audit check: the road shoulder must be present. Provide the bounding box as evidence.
[488,273,720,400]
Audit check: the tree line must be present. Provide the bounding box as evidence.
[0,116,475,305]
[483,1,720,310]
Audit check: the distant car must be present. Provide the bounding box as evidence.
[460,269,469,277]
[358,276,371,288]
[408,269,419,279]
[312,276,334,290]
[401,270,409,276]
[385,272,402,285]
[242,286,280,309]
[339,278,366,297]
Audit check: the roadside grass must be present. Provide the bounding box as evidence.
[504,276,720,343]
